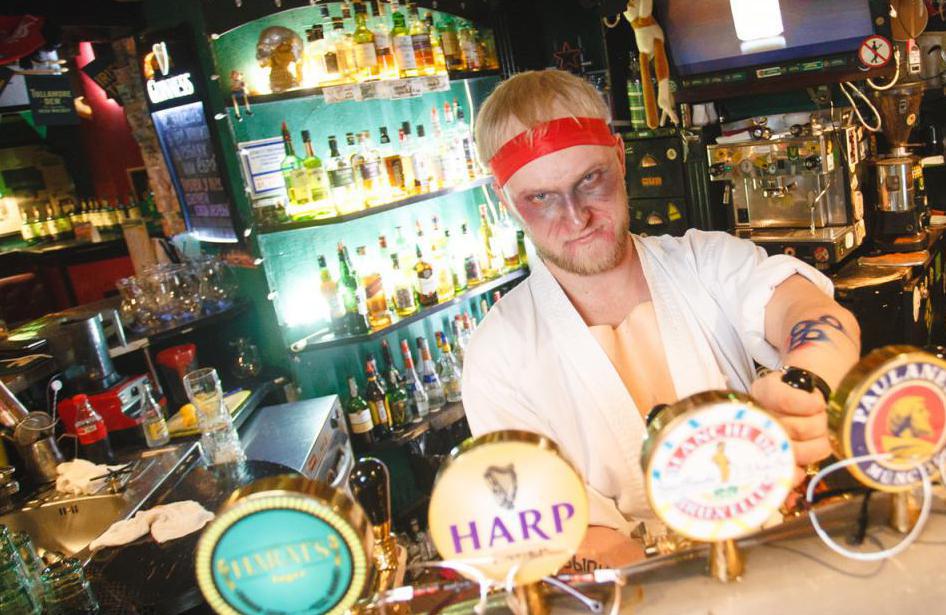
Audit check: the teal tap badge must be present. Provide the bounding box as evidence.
[195,476,371,615]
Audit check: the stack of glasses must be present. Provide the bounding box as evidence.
[116,257,238,333]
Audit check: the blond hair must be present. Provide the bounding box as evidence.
[474,69,612,164]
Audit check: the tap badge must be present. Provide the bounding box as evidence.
[642,392,795,542]
[428,431,588,586]
[195,476,371,615]
[832,348,946,492]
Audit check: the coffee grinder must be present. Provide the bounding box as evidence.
[871,81,928,252]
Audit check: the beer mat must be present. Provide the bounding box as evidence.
[858,252,930,267]
[169,390,252,438]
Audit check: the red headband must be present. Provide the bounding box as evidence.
[488,117,616,187]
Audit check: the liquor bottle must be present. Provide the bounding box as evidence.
[429,220,454,303]
[398,125,418,193]
[627,54,647,131]
[43,206,61,242]
[377,233,395,298]
[19,208,36,244]
[352,1,380,82]
[338,242,370,335]
[327,135,361,214]
[301,130,336,219]
[390,5,418,78]
[413,244,438,307]
[394,225,416,271]
[280,122,308,209]
[364,358,392,437]
[73,394,115,464]
[440,102,466,185]
[416,337,446,411]
[330,18,358,83]
[355,131,388,205]
[319,255,348,335]
[54,203,74,239]
[356,245,392,330]
[369,0,398,80]
[379,126,407,196]
[409,124,432,193]
[452,100,478,178]
[140,383,170,448]
[305,24,340,86]
[435,332,463,403]
[31,207,48,243]
[389,253,417,316]
[379,345,410,427]
[425,11,447,74]
[346,376,376,447]
[407,4,434,75]
[517,229,529,267]
[451,316,467,367]
[426,109,446,189]
[458,20,483,71]
[479,204,500,278]
[497,202,521,270]
[444,229,467,292]
[400,339,429,419]
[437,15,464,71]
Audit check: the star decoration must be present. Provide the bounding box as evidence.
[553,41,584,73]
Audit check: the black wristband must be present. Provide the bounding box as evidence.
[780,366,831,403]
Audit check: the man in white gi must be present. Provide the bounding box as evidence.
[461,70,861,566]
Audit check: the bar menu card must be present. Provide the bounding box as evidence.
[152,101,237,242]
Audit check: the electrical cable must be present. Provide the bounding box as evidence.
[867,47,902,91]
[839,81,883,133]
[806,453,933,561]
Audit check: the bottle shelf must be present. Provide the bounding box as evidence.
[289,267,528,353]
[226,69,502,108]
[357,401,467,453]
[257,176,493,234]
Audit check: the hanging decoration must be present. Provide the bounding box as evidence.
[623,0,678,128]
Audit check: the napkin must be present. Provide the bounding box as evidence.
[55,459,125,496]
[90,500,215,550]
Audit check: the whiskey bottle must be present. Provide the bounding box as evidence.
[327,135,361,214]
[416,336,446,412]
[301,130,335,219]
[352,1,380,82]
[413,244,438,307]
[400,339,429,419]
[319,255,347,335]
[408,4,434,75]
[338,242,370,335]
[390,6,418,78]
[280,123,307,210]
[364,358,392,437]
[346,376,376,448]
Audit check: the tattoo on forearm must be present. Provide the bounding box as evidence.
[788,315,847,352]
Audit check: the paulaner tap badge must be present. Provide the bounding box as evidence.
[642,392,796,543]
[427,430,589,586]
[829,346,946,492]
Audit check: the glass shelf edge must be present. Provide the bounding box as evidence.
[257,176,494,235]
[289,268,529,353]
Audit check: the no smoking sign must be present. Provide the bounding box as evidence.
[859,35,893,69]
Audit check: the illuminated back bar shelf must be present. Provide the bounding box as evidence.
[289,267,528,352]
[204,0,515,398]
[258,176,493,234]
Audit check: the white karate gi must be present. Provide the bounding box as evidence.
[462,229,833,532]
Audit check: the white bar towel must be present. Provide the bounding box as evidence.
[90,500,215,550]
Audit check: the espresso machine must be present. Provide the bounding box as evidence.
[707,112,866,269]
[871,81,928,253]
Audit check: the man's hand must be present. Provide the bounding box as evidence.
[750,370,832,485]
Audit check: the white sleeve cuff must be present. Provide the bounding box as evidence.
[740,255,834,369]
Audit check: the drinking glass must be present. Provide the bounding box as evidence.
[182,368,245,465]
[40,556,98,614]
[116,277,156,333]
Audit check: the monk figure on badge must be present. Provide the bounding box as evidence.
[712,442,731,483]
[884,396,935,459]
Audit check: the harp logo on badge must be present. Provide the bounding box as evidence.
[843,360,946,491]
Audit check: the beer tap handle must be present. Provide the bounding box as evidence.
[349,457,392,536]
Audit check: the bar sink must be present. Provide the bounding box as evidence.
[0,492,126,557]
[0,442,200,561]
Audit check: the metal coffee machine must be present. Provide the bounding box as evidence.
[707,114,865,269]
[871,81,928,253]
